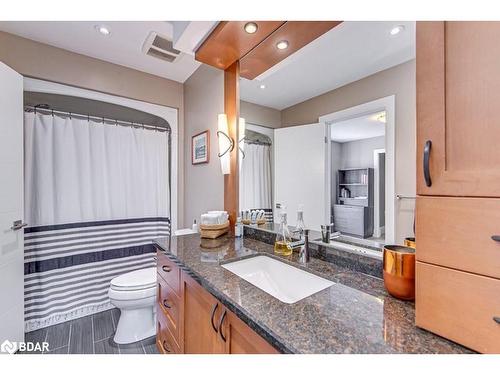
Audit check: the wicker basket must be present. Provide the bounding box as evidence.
[241,219,267,226]
[199,221,230,239]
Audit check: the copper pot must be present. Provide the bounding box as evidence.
[383,245,415,300]
[404,237,416,249]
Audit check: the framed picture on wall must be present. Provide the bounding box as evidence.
[192,130,210,164]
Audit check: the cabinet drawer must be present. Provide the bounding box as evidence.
[333,205,366,237]
[157,315,180,354]
[416,196,500,279]
[416,262,500,353]
[157,250,180,296]
[157,278,180,343]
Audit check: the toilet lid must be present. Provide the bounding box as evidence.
[110,267,157,291]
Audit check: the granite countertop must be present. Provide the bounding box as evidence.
[153,234,472,354]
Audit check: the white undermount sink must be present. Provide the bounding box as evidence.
[221,255,334,304]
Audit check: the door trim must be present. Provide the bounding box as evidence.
[320,95,395,244]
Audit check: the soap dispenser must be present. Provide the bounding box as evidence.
[274,210,292,256]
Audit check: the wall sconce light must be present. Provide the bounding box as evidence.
[217,114,234,174]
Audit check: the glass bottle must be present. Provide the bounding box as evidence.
[274,211,292,256]
[295,204,306,239]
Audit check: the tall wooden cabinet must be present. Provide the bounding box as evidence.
[415,21,500,353]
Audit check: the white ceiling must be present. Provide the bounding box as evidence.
[240,21,415,110]
[331,111,385,143]
[0,21,202,83]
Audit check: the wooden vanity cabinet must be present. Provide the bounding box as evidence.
[415,21,500,353]
[183,272,226,354]
[156,247,279,354]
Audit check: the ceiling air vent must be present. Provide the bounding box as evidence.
[142,32,181,63]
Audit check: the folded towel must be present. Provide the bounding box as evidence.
[200,213,220,225]
[201,212,229,225]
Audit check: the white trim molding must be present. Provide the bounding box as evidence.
[320,95,395,243]
[373,148,386,238]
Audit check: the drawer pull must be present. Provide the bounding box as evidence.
[493,317,500,324]
[218,310,227,342]
[162,299,171,309]
[162,265,172,272]
[210,303,219,333]
[162,340,171,353]
[491,235,500,242]
[423,140,432,187]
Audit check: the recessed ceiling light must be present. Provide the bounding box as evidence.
[244,22,258,34]
[260,84,266,89]
[276,40,289,50]
[390,25,405,36]
[95,25,111,36]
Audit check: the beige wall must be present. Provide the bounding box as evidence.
[240,100,281,129]
[183,64,225,227]
[282,60,416,243]
[0,31,186,226]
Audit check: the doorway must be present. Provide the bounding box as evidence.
[320,95,395,244]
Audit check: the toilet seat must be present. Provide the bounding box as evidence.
[110,267,156,291]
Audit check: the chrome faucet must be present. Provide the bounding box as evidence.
[298,229,310,264]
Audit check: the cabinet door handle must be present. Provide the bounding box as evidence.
[493,317,500,324]
[162,299,171,309]
[218,310,227,342]
[210,303,219,333]
[162,340,171,353]
[423,140,432,187]
[491,236,500,242]
[162,265,171,272]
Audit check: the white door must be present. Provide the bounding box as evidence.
[0,62,24,348]
[274,123,326,231]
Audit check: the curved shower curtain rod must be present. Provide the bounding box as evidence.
[24,105,170,133]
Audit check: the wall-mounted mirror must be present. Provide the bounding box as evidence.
[239,21,416,245]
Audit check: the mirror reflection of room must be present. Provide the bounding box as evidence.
[239,123,273,222]
[330,111,386,241]
[239,21,415,247]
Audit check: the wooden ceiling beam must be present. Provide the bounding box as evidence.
[195,21,285,70]
[240,21,342,80]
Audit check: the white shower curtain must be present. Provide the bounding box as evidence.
[24,111,169,226]
[239,143,272,210]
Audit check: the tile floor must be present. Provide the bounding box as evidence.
[22,308,158,354]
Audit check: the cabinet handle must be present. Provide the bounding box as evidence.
[162,265,171,272]
[162,299,171,309]
[423,140,432,187]
[162,340,171,353]
[493,317,500,324]
[218,310,227,342]
[210,303,219,333]
[491,236,500,242]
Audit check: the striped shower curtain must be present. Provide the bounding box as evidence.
[23,111,170,331]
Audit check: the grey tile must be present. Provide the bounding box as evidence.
[119,341,145,354]
[23,328,48,353]
[141,336,159,354]
[92,310,115,341]
[25,327,48,344]
[69,316,93,354]
[45,346,69,354]
[94,337,119,354]
[111,308,121,327]
[45,321,71,350]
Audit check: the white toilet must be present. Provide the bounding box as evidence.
[108,267,157,344]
